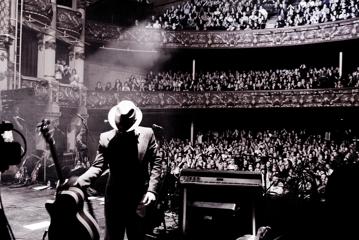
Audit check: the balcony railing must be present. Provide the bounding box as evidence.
[21,76,50,103]
[86,88,359,109]
[56,5,83,39]
[22,0,359,48]
[21,76,86,108]
[23,0,53,27]
[86,18,359,49]
[20,76,359,109]
[23,1,82,42]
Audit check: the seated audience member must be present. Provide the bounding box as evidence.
[95,81,104,91]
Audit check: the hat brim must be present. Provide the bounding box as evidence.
[108,104,143,132]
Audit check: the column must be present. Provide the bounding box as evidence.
[44,0,60,116]
[0,0,12,91]
[36,0,57,81]
[0,41,9,92]
[8,0,16,89]
[69,0,85,84]
[339,51,343,78]
[37,33,45,78]
[69,42,85,83]
[35,0,61,151]
[190,121,194,144]
[74,0,87,131]
[42,31,56,80]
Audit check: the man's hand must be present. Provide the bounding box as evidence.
[142,191,156,206]
[57,176,80,191]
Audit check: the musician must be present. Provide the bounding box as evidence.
[76,100,162,240]
[76,124,89,167]
[52,119,66,163]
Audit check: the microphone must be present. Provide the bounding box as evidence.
[76,113,85,122]
[152,124,164,130]
[15,116,25,121]
[75,113,90,131]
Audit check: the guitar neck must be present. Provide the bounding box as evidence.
[39,120,66,185]
[48,141,64,184]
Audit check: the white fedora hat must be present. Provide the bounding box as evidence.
[108,100,142,132]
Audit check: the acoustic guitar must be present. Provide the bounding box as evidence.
[38,119,100,240]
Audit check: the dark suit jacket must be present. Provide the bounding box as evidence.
[78,126,162,202]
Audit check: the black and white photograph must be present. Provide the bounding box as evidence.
[0,0,359,239]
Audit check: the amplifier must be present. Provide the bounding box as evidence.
[179,169,262,238]
[180,169,262,187]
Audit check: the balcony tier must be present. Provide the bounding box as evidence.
[21,76,359,110]
[85,18,359,49]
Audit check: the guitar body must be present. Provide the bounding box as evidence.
[38,119,100,240]
[45,186,100,240]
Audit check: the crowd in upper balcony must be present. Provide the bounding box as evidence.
[158,128,358,198]
[94,65,359,92]
[143,0,269,30]
[275,0,359,28]
[140,0,359,31]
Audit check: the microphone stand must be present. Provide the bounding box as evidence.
[238,152,275,197]
[260,155,269,197]
[75,115,89,167]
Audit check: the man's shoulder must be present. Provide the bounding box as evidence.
[136,126,153,133]
[99,129,117,142]
[99,127,153,138]
[100,129,116,136]
[136,126,154,137]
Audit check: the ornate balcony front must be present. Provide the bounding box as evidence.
[21,76,86,108]
[58,84,87,108]
[23,0,53,27]
[86,18,359,49]
[57,5,83,39]
[21,76,50,104]
[86,88,359,110]
[20,76,359,110]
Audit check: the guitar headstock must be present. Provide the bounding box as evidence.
[37,119,54,145]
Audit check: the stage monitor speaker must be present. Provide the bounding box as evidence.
[186,201,243,240]
[179,169,262,239]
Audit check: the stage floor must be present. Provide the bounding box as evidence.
[1,182,352,240]
[0,183,180,240]
[1,183,106,240]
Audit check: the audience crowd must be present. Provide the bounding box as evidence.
[158,128,358,199]
[141,0,359,31]
[55,59,81,86]
[94,65,359,92]
[275,0,359,28]
[144,0,269,31]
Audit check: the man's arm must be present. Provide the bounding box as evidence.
[147,130,162,195]
[76,136,108,188]
[142,129,162,206]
